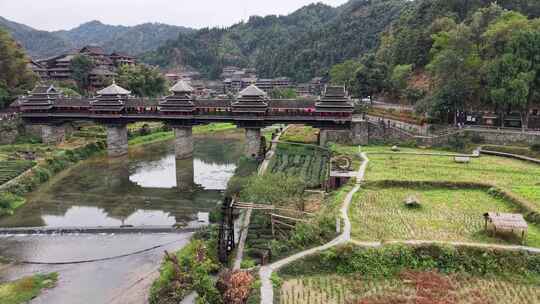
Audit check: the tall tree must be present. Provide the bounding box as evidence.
[427,23,482,124]
[70,54,94,93]
[116,64,167,97]
[329,59,363,92]
[485,15,540,130]
[0,28,37,108]
[354,54,388,102]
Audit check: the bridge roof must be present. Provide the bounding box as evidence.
[97,83,131,95]
[170,80,194,93]
[239,85,266,97]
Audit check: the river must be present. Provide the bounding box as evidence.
[0,131,245,304]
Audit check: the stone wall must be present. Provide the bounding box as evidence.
[465,129,540,145]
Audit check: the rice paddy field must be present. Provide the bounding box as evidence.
[350,186,540,247]
[336,145,540,209]
[277,273,540,304]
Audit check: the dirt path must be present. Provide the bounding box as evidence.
[258,150,369,304]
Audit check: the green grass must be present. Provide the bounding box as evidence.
[280,125,319,144]
[350,186,540,247]
[128,131,174,146]
[193,123,236,134]
[356,146,540,209]
[0,273,58,304]
[128,123,237,146]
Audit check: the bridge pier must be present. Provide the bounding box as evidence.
[245,128,262,158]
[351,119,369,145]
[173,126,193,160]
[175,158,195,192]
[319,129,329,147]
[41,124,68,145]
[106,124,128,157]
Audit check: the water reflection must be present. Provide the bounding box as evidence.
[0,133,244,228]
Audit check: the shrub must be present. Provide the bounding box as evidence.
[279,244,540,281]
[531,143,540,152]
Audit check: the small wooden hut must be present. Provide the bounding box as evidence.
[483,212,528,243]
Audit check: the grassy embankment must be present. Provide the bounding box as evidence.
[128,123,237,146]
[276,244,540,304]
[0,139,105,216]
[0,273,58,304]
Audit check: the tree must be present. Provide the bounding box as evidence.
[426,23,482,124]
[269,88,297,99]
[485,15,540,131]
[0,28,37,108]
[329,59,363,92]
[390,64,413,99]
[354,54,388,101]
[116,65,167,97]
[70,55,94,93]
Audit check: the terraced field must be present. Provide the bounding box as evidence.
[278,273,540,304]
[0,160,35,186]
[268,144,330,188]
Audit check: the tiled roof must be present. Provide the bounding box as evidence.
[97,83,131,95]
[170,80,194,93]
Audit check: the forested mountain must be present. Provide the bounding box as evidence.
[331,0,540,127]
[142,0,410,81]
[0,17,71,59]
[0,18,193,59]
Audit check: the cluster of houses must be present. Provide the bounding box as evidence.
[163,66,328,98]
[28,45,136,91]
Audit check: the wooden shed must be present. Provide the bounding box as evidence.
[483,212,528,243]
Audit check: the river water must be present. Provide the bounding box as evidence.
[0,132,244,228]
[0,131,245,304]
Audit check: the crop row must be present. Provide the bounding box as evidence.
[0,160,35,185]
[269,150,329,188]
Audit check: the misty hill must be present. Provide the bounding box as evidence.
[0,17,193,58]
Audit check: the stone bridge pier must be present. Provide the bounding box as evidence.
[175,158,195,192]
[41,123,72,145]
[106,124,128,157]
[173,126,194,160]
[245,128,262,158]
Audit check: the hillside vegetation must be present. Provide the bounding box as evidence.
[142,0,409,81]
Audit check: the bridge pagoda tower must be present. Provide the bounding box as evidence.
[161,80,195,160]
[316,86,354,146]
[232,85,268,158]
[21,85,68,144]
[92,82,131,157]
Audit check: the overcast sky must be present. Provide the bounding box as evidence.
[0,0,349,31]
